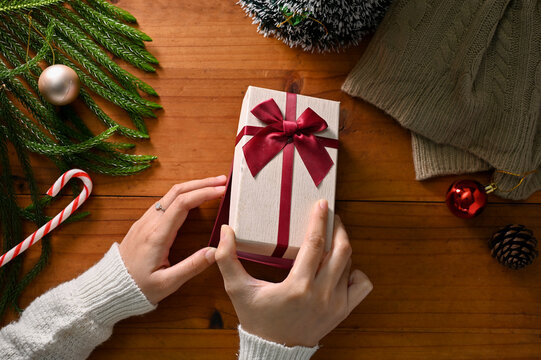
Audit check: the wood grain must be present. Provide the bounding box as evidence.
[6,197,541,359]
[90,329,541,360]
[4,0,541,359]
[8,0,540,203]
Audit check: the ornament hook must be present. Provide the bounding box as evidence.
[484,183,497,194]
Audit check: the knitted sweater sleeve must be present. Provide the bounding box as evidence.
[0,243,156,360]
[0,243,318,359]
[238,326,319,360]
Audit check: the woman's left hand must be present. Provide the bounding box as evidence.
[119,175,227,304]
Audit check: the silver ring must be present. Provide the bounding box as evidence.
[155,202,166,212]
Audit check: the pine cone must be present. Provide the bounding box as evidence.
[489,224,538,270]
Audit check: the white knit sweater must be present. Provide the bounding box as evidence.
[0,244,317,359]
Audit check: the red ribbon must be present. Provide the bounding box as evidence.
[243,96,335,186]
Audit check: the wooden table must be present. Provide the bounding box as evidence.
[7,1,541,358]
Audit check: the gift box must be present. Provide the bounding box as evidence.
[210,86,339,268]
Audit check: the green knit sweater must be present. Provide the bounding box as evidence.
[342,0,541,200]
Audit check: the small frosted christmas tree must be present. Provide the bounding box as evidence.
[238,0,393,52]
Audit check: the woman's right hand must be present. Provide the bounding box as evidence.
[215,200,373,347]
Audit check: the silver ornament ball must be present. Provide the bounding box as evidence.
[38,64,80,106]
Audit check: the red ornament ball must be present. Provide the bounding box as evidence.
[446,180,487,219]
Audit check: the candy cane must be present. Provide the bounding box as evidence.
[0,169,92,267]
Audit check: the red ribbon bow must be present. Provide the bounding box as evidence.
[243,98,334,186]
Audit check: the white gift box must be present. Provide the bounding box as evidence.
[229,86,340,260]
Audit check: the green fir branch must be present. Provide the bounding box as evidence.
[70,0,152,43]
[57,107,155,164]
[0,21,55,79]
[39,13,158,109]
[78,88,150,139]
[86,0,136,22]
[108,142,135,149]
[15,126,119,156]
[0,91,33,315]
[20,207,90,224]
[57,5,158,67]
[0,0,160,318]
[1,93,53,309]
[0,0,63,13]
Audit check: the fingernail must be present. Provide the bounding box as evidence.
[220,224,228,240]
[215,185,226,192]
[335,214,342,224]
[216,175,227,181]
[205,247,217,263]
[319,199,328,210]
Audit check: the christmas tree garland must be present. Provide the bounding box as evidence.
[0,0,159,319]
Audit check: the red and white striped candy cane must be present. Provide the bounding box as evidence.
[0,169,93,267]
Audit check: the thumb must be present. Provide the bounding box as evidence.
[161,247,216,288]
[215,225,252,293]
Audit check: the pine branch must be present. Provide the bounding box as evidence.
[0,40,153,169]
[79,88,151,139]
[77,159,151,175]
[108,142,135,150]
[40,12,158,110]
[69,0,152,43]
[0,24,154,181]
[41,8,158,94]
[0,61,88,145]
[3,93,153,174]
[0,0,63,13]
[20,207,90,225]
[1,93,53,311]
[57,107,156,164]
[0,0,160,318]
[57,5,158,68]
[7,125,120,156]
[10,14,160,116]
[0,21,54,79]
[0,93,27,316]
[1,20,150,140]
[86,0,136,23]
